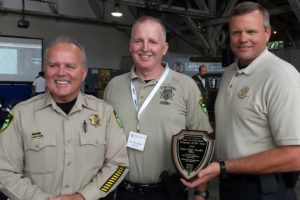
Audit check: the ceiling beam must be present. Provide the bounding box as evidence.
[269,5,292,15]
[29,0,58,13]
[88,0,104,19]
[48,0,58,14]
[167,0,174,8]
[210,0,238,45]
[185,17,210,49]
[202,5,292,27]
[207,0,216,13]
[161,15,206,52]
[194,0,209,12]
[117,0,215,19]
[288,0,300,23]
[165,23,206,52]
[0,6,132,28]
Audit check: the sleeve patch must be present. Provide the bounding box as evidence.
[113,110,124,128]
[0,111,14,134]
[199,99,208,116]
[100,165,126,192]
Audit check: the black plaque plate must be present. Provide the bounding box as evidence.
[172,130,214,180]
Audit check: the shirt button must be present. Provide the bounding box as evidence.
[64,185,70,188]
[67,161,72,166]
[229,85,232,88]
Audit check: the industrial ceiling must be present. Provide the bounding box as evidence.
[1,0,300,56]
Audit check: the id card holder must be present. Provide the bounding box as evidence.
[127,131,147,151]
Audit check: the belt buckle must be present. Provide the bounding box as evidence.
[139,184,150,192]
[140,184,150,188]
[124,181,135,192]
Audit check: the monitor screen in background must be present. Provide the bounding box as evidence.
[0,36,42,82]
[0,48,17,74]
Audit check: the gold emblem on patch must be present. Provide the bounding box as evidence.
[237,86,250,99]
[89,114,101,127]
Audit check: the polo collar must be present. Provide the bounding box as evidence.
[130,63,170,84]
[234,48,269,75]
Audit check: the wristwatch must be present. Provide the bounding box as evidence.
[219,159,228,179]
[194,190,209,199]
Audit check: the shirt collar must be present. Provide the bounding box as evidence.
[38,91,97,114]
[234,48,269,75]
[130,63,169,83]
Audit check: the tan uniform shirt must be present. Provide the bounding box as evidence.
[104,65,213,183]
[0,92,129,200]
[215,49,300,160]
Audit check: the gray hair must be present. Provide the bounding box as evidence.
[131,16,167,42]
[44,36,87,66]
[230,1,270,29]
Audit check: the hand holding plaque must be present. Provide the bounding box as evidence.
[172,130,214,180]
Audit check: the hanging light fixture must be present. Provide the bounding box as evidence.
[111,3,123,17]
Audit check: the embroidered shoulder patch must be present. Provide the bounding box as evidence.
[100,165,126,192]
[0,111,14,134]
[199,99,208,116]
[113,110,124,128]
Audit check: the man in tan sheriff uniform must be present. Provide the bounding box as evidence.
[104,16,213,200]
[0,36,129,200]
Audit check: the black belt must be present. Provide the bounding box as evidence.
[225,173,283,183]
[226,174,260,182]
[120,180,164,193]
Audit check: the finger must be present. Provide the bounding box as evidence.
[181,177,205,188]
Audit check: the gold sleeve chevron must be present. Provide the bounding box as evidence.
[100,165,126,192]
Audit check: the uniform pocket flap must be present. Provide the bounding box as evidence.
[24,135,56,151]
[80,132,105,147]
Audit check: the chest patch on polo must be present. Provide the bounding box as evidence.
[0,111,14,134]
[159,86,176,105]
[237,86,250,100]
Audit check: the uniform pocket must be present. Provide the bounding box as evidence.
[24,134,56,173]
[80,133,105,146]
[79,131,106,169]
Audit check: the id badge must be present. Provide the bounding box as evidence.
[127,131,147,151]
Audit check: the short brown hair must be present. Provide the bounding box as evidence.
[230,1,270,29]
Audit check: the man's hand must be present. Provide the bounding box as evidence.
[181,161,220,188]
[48,193,85,200]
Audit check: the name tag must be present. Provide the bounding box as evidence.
[127,131,147,151]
